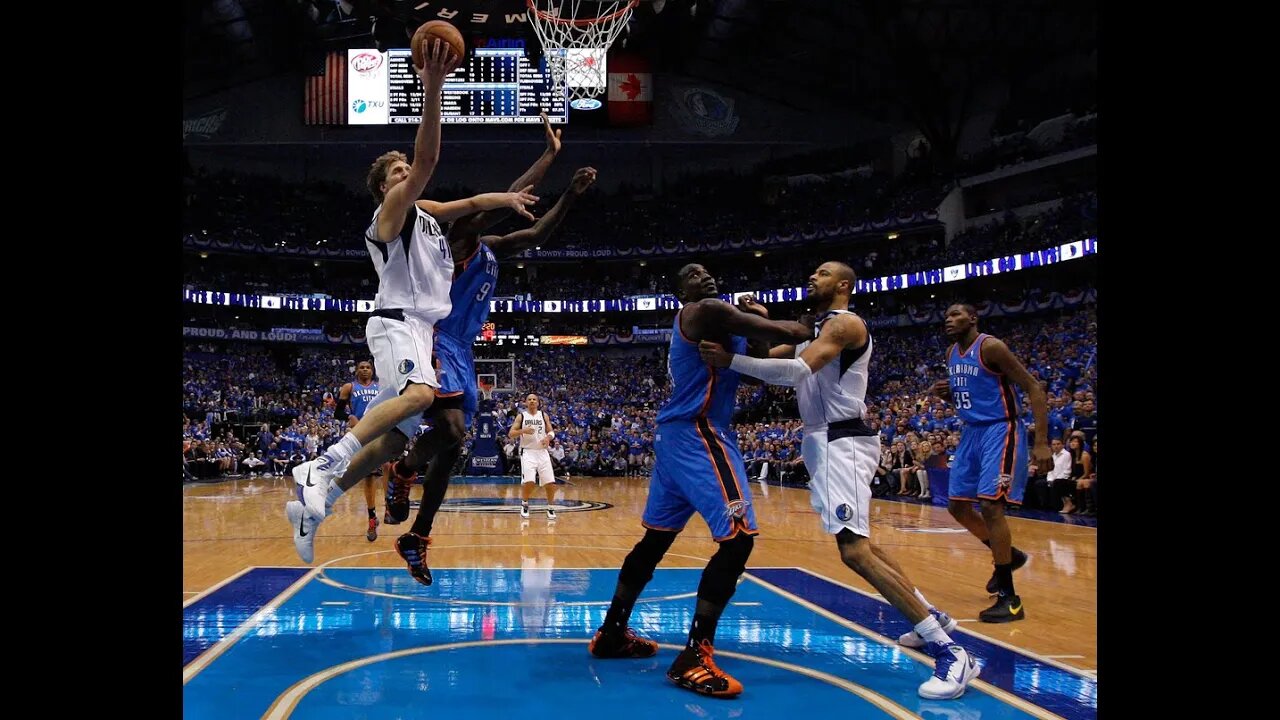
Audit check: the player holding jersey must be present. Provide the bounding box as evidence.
[700,262,980,700]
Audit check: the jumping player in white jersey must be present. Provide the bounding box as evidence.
[285,37,540,563]
[510,393,558,520]
[387,163,598,586]
[699,261,980,700]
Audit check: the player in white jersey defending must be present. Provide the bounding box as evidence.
[509,393,558,520]
[285,37,539,562]
[698,262,980,700]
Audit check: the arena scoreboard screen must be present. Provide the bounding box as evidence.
[338,44,591,125]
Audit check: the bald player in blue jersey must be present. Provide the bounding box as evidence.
[586,263,811,699]
[930,304,1051,623]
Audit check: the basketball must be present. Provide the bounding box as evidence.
[411,21,465,68]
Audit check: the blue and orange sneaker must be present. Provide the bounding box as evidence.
[666,640,743,698]
[394,532,433,586]
[588,626,658,659]
[384,461,415,525]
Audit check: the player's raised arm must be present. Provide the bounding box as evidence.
[483,167,597,258]
[375,39,460,243]
[417,187,540,224]
[448,113,564,252]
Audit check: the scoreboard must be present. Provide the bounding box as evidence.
[347,47,568,125]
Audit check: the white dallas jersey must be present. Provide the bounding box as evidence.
[364,203,454,322]
[519,410,549,451]
[795,309,871,428]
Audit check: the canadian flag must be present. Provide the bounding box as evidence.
[608,53,652,126]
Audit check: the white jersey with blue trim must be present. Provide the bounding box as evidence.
[364,203,454,322]
[794,309,871,428]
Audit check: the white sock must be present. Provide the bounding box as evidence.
[913,588,936,611]
[914,614,953,645]
[325,481,345,512]
[322,433,363,471]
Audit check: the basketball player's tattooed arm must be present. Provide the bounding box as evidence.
[446,114,564,257]
[483,168,598,259]
[699,313,865,387]
[982,339,1052,466]
[334,383,354,425]
[376,39,460,243]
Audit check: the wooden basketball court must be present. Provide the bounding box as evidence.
[183,474,1097,673]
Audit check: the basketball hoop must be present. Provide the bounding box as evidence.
[478,374,497,401]
[526,0,639,101]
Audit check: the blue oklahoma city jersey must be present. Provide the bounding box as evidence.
[436,243,499,340]
[656,308,749,427]
[646,305,759,541]
[948,334,1020,424]
[350,380,380,419]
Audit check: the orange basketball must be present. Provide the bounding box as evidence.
[411,21,465,68]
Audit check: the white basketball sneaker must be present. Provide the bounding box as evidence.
[918,643,980,700]
[898,608,960,649]
[286,500,323,564]
[293,457,336,520]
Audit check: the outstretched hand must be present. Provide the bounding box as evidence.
[416,38,461,85]
[507,185,540,221]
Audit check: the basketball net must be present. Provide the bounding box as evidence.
[526,0,638,101]
[478,377,495,401]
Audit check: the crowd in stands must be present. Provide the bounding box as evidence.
[183,306,1098,514]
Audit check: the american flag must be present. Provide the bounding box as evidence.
[304,51,347,125]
